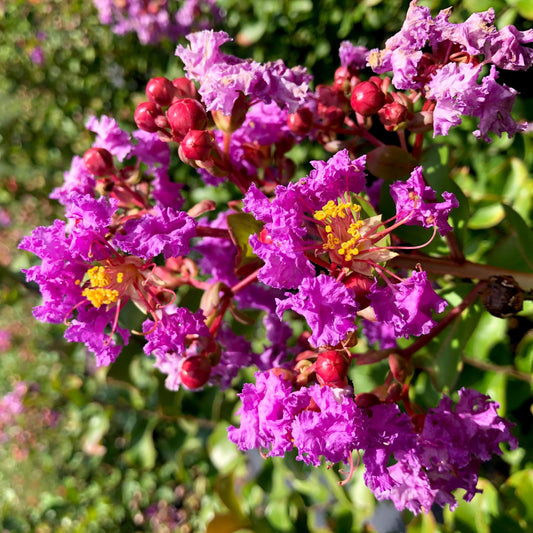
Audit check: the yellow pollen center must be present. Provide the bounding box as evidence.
[80,265,121,308]
[314,200,364,261]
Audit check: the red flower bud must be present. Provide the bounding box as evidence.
[354,392,380,409]
[134,101,163,133]
[180,130,215,161]
[179,356,211,390]
[211,93,249,133]
[146,77,176,107]
[172,77,200,100]
[350,81,385,117]
[315,350,350,387]
[83,147,114,176]
[378,102,409,131]
[287,107,314,135]
[167,98,208,140]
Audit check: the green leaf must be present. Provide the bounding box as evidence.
[500,470,533,528]
[366,145,417,181]
[502,204,533,270]
[425,284,484,392]
[226,212,263,272]
[123,417,157,469]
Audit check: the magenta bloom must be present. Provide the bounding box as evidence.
[369,270,448,339]
[390,166,458,236]
[227,371,301,456]
[339,41,369,70]
[276,274,358,348]
[176,30,311,113]
[86,115,132,162]
[114,207,197,260]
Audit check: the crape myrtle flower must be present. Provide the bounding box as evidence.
[113,206,197,260]
[390,166,459,236]
[228,371,362,465]
[93,0,223,45]
[339,41,369,70]
[368,270,448,339]
[368,0,531,140]
[276,274,359,348]
[176,30,312,114]
[364,389,518,514]
[229,374,517,514]
[19,193,198,367]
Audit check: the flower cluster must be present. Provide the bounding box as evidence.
[19,1,530,516]
[368,0,532,140]
[228,373,517,513]
[92,0,224,45]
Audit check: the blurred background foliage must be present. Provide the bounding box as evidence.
[1,0,533,531]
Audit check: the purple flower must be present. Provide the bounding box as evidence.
[176,30,311,113]
[276,274,358,348]
[244,151,368,289]
[86,115,132,162]
[114,207,197,260]
[227,371,302,456]
[339,41,369,70]
[390,166,458,236]
[292,385,363,466]
[29,46,45,65]
[143,307,209,357]
[51,156,97,206]
[369,270,448,339]
[363,319,398,350]
[472,65,526,142]
[64,306,130,366]
[210,325,253,389]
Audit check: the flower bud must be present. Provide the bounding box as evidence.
[146,77,176,107]
[388,353,413,384]
[180,130,215,161]
[134,101,163,133]
[179,356,211,390]
[172,77,200,100]
[378,102,409,131]
[354,392,380,409]
[83,147,114,176]
[211,93,249,133]
[287,107,314,135]
[350,81,385,117]
[315,350,350,387]
[167,98,208,140]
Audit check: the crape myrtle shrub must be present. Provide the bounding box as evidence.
[2,0,533,531]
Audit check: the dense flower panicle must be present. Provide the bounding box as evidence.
[390,166,459,236]
[276,274,358,348]
[92,0,223,45]
[176,30,312,113]
[113,207,197,260]
[366,389,518,514]
[368,0,530,139]
[369,270,448,339]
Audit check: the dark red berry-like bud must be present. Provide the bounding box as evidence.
[315,350,350,387]
[134,101,163,133]
[179,356,211,390]
[172,77,199,100]
[354,392,380,409]
[180,130,215,161]
[146,77,176,107]
[287,107,314,135]
[378,102,409,131]
[350,81,385,116]
[167,98,208,140]
[83,147,114,176]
